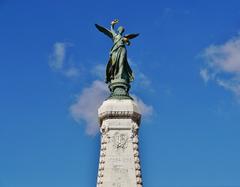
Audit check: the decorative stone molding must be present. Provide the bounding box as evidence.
[99,111,141,125]
[132,133,142,186]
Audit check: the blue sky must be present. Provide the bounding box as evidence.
[1,0,240,186]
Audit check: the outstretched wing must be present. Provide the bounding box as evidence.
[124,33,139,40]
[95,24,113,39]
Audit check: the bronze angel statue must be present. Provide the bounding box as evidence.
[95,19,139,84]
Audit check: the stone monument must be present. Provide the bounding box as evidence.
[95,19,143,187]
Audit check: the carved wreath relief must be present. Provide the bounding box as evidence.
[112,132,128,150]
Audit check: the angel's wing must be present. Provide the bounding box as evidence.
[124,33,139,40]
[95,24,113,39]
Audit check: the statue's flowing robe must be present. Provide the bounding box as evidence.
[106,35,134,83]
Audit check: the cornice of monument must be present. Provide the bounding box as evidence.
[98,110,141,125]
[98,99,141,125]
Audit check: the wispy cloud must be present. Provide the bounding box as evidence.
[200,34,240,101]
[49,42,66,70]
[199,68,210,83]
[132,95,153,117]
[137,72,151,88]
[128,58,152,89]
[69,80,153,136]
[91,64,105,80]
[69,80,108,135]
[49,42,80,78]
[64,67,80,78]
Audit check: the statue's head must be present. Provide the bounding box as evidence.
[117,26,125,35]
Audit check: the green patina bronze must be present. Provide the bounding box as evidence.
[95,19,139,99]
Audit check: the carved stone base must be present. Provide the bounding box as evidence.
[97,99,142,187]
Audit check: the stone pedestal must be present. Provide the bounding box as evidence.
[97,99,143,187]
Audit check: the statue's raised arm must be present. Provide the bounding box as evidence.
[95,19,140,99]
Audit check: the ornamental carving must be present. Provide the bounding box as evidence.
[112,132,128,150]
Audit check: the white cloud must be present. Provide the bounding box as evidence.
[49,42,79,78]
[69,80,153,136]
[64,67,80,78]
[138,72,151,87]
[91,64,105,80]
[69,80,108,135]
[132,95,153,117]
[128,58,152,89]
[200,34,240,99]
[216,78,240,98]
[203,37,240,73]
[199,68,210,83]
[49,42,66,70]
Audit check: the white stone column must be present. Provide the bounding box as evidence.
[97,99,143,187]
